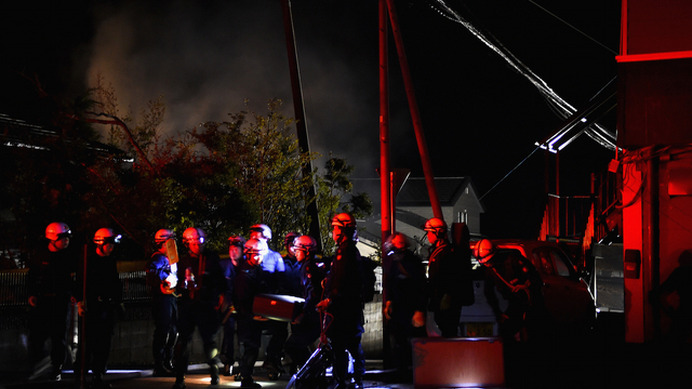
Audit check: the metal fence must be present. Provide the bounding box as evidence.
[0,269,29,307]
[0,270,151,307]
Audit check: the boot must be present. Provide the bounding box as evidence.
[263,358,280,380]
[171,378,186,389]
[92,373,112,389]
[153,361,174,377]
[210,364,220,385]
[240,377,262,388]
[51,365,63,381]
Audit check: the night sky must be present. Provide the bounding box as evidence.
[1,0,620,239]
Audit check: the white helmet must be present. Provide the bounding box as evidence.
[182,227,205,245]
[45,222,71,241]
[249,224,272,240]
[93,228,121,245]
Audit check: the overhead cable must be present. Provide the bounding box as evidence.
[427,0,617,151]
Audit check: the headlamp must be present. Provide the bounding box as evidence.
[97,234,122,245]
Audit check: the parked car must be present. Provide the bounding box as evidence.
[459,239,596,338]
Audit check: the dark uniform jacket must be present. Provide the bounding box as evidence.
[75,251,121,307]
[176,249,226,306]
[28,247,76,304]
[323,242,365,335]
[385,248,427,325]
[427,239,467,312]
[232,260,269,318]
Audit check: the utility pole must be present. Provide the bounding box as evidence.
[385,0,443,220]
[280,0,322,248]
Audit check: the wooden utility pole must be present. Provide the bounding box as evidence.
[384,0,443,220]
[280,0,322,248]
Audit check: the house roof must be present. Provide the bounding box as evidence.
[352,176,482,209]
[397,177,472,206]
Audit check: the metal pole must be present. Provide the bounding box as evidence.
[390,171,396,233]
[79,244,87,389]
[379,0,392,369]
[280,0,322,248]
[385,0,443,220]
[379,0,392,245]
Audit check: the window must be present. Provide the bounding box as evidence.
[533,247,571,277]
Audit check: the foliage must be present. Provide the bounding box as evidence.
[1,81,372,263]
[315,155,373,254]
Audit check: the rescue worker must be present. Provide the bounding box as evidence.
[249,224,286,379]
[474,238,544,343]
[220,236,244,378]
[383,233,427,381]
[233,238,270,389]
[172,227,227,389]
[653,249,692,345]
[264,232,302,379]
[283,235,328,375]
[74,228,123,389]
[249,224,284,273]
[27,222,77,382]
[423,217,467,337]
[475,238,545,387]
[317,213,366,389]
[145,229,178,377]
[280,232,302,298]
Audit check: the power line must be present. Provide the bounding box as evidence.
[526,0,618,55]
[479,146,541,201]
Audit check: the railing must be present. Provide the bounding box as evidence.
[0,270,150,307]
[539,170,620,244]
[540,193,594,241]
[0,269,29,307]
[120,270,150,301]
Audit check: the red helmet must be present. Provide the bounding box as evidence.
[390,233,409,250]
[423,217,447,233]
[293,235,317,254]
[474,238,495,264]
[93,228,121,245]
[331,213,356,228]
[45,222,71,241]
[182,227,205,245]
[228,235,246,248]
[244,238,265,266]
[154,229,174,244]
[244,238,264,256]
[284,231,300,249]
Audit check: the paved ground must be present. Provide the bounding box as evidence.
[5,316,692,389]
[1,361,415,389]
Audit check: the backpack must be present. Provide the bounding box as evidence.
[360,255,377,303]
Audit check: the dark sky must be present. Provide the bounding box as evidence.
[1,0,620,239]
